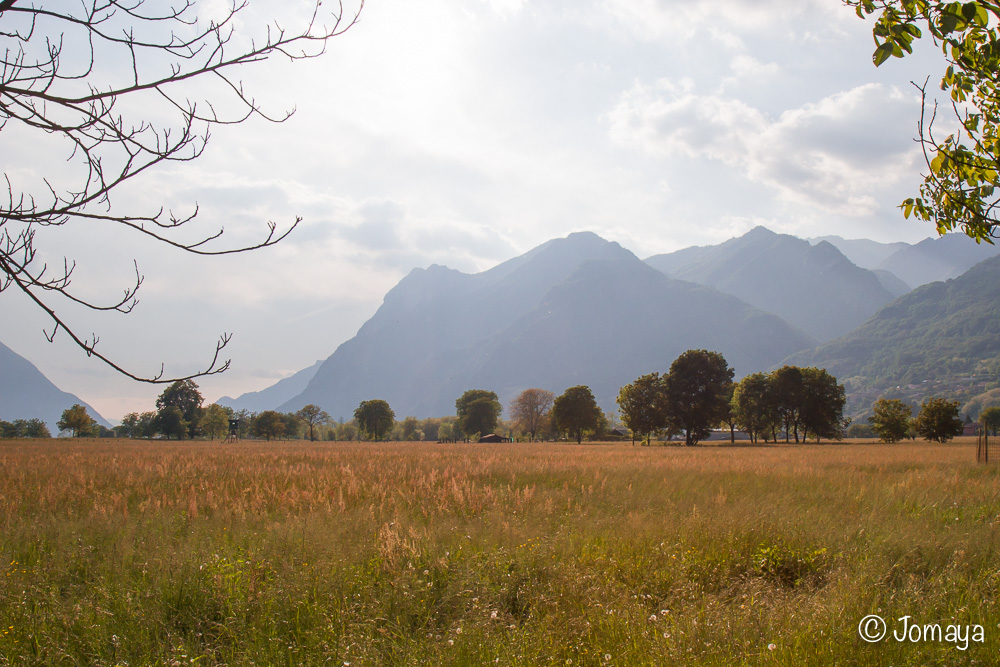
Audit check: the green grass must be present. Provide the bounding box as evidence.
[0,439,997,665]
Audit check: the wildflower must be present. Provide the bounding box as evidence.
[768,643,776,651]
[491,610,498,619]
[649,614,657,622]
[604,654,611,662]
[448,639,455,646]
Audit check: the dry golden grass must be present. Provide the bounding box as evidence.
[0,438,997,665]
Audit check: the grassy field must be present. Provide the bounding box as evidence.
[0,438,997,666]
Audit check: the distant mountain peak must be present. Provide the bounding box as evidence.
[745,225,778,238]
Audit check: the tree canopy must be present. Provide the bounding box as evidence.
[552,385,602,444]
[0,0,361,382]
[156,380,204,438]
[849,1,1000,242]
[509,388,555,441]
[915,396,964,441]
[662,350,734,446]
[617,373,666,445]
[57,404,97,437]
[297,405,332,442]
[869,398,914,442]
[354,400,395,442]
[455,390,502,439]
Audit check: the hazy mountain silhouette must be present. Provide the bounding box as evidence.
[874,233,1000,287]
[810,235,910,270]
[218,360,324,413]
[0,341,110,433]
[644,226,897,341]
[277,232,815,419]
[785,254,1000,388]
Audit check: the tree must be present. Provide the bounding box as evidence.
[849,1,1000,241]
[253,411,287,441]
[868,398,914,443]
[199,404,231,441]
[799,368,847,442]
[732,372,779,444]
[155,406,189,440]
[770,365,807,443]
[662,350,734,446]
[354,400,395,442]
[156,380,204,438]
[401,416,420,441]
[0,0,362,382]
[455,390,502,440]
[296,405,332,442]
[981,406,1000,436]
[509,388,556,442]
[617,373,666,445]
[0,418,50,438]
[21,418,50,438]
[915,397,964,442]
[57,404,97,437]
[552,385,602,444]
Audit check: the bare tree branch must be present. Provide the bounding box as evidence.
[0,0,363,382]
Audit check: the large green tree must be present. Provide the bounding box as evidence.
[849,0,1000,241]
[915,397,965,442]
[155,406,188,440]
[552,385,602,444]
[509,388,555,442]
[354,400,395,442]
[869,398,914,443]
[770,365,807,443]
[732,372,780,444]
[662,350,734,446]
[57,404,98,437]
[254,411,287,441]
[617,373,666,445]
[156,380,204,438]
[455,390,503,439]
[799,368,847,442]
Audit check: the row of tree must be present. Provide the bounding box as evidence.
[0,418,52,439]
[616,350,847,446]
[351,387,608,444]
[866,397,966,443]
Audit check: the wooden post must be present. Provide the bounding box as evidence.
[977,423,989,464]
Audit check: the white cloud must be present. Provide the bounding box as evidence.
[607,80,922,217]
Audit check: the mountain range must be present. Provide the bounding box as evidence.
[5,226,1000,426]
[0,341,110,433]
[645,226,897,341]
[787,253,1000,388]
[275,232,814,417]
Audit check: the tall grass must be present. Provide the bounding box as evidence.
[0,439,997,665]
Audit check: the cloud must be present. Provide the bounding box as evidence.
[599,0,849,43]
[607,79,922,217]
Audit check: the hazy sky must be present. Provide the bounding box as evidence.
[1,0,948,422]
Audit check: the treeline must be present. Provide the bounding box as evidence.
[27,349,983,444]
[617,350,846,446]
[0,417,51,439]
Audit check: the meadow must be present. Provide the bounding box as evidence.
[0,438,997,666]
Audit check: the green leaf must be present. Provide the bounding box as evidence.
[873,42,896,66]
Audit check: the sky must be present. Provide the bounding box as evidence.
[1,0,951,423]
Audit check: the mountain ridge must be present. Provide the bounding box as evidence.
[277,233,815,418]
[0,341,111,433]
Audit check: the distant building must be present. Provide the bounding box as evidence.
[478,433,512,443]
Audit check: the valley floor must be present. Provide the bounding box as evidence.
[0,439,997,665]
